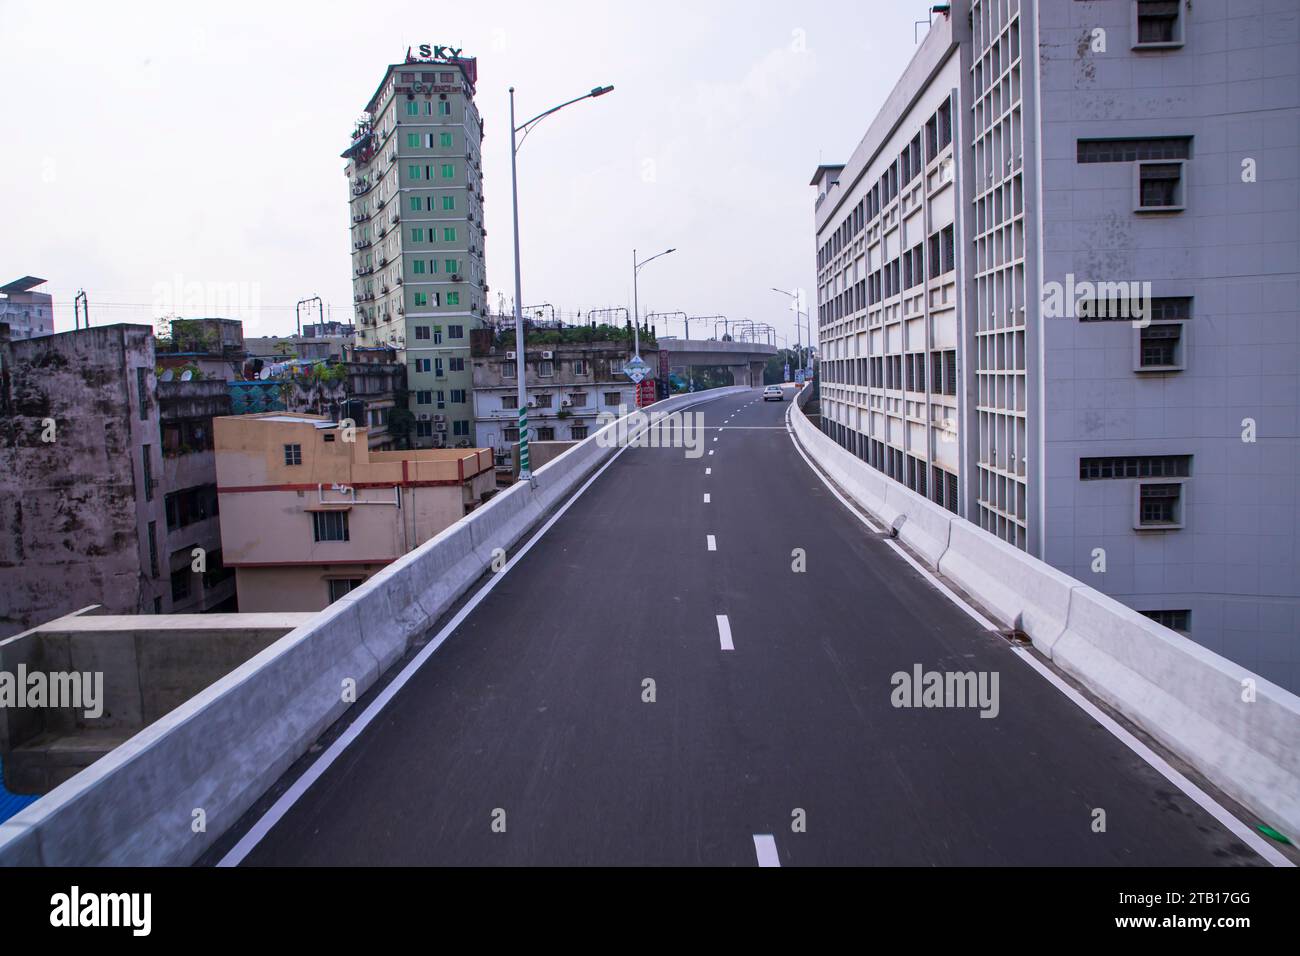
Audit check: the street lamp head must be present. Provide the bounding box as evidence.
[590,85,615,97]
[666,247,676,254]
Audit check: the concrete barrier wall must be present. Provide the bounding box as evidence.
[0,386,750,866]
[789,392,1300,840]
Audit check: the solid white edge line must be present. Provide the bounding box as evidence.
[716,614,734,651]
[783,402,1292,868]
[753,833,780,867]
[218,404,682,867]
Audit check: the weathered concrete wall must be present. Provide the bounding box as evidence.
[0,325,165,637]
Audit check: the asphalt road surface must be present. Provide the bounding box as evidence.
[231,387,1265,866]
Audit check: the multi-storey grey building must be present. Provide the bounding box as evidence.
[811,0,1299,690]
[343,50,486,448]
[0,325,237,637]
[0,277,55,341]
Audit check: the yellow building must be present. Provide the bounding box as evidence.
[214,413,494,611]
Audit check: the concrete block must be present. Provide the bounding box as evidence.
[1055,588,1300,840]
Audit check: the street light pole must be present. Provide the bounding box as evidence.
[508,83,613,484]
[632,247,675,359]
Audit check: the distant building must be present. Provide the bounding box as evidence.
[0,325,236,638]
[157,317,248,382]
[0,277,55,341]
[213,413,495,611]
[303,320,356,339]
[343,50,487,447]
[470,328,652,474]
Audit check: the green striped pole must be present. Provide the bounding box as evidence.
[518,405,530,479]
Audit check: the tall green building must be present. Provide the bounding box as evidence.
[343,48,486,447]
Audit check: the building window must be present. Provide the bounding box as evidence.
[417,390,433,405]
[407,133,419,148]
[440,164,455,179]
[416,421,433,438]
[573,359,588,376]
[439,132,453,148]
[1080,455,1191,480]
[171,568,191,602]
[503,361,517,378]
[411,227,425,243]
[1138,482,1182,528]
[571,426,588,440]
[434,358,445,377]
[568,391,588,406]
[1078,295,1192,323]
[328,578,364,603]
[533,393,553,408]
[534,427,554,441]
[137,367,149,420]
[284,443,302,465]
[147,520,159,578]
[415,326,430,339]
[414,292,429,307]
[413,260,426,275]
[443,227,457,242]
[1139,323,1183,369]
[538,360,554,377]
[415,359,432,373]
[438,101,451,116]
[503,428,519,441]
[450,389,466,403]
[449,357,465,372]
[501,396,517,410]
[312,511,350,542]
[446,292,460,306]
[453,420,470,437]
[1141,609,1191,632]
[1136,160,1185,211]
[1134,0,1182,47]
[445,258,461,274]
[142,445,154,500]
[1076,137,1191,163]
[407,164,421,181]
[604,392,622,407]
[448,324,464,338]
[406,101,419,116]
[442,196,456,211]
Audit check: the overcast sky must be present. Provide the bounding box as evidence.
[0,0,936,347]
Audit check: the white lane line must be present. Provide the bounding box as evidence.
[1009,646,1293,868]
[713,437,718,442]
[706,534,717,551]
[217,416,656,867]
[704,493,711,503]
[782,402,1294,868]
[705,467,712,475]
[716,614,734,651]
[708,450,714,456]
[753,834,780,867]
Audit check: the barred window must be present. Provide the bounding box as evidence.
[1079,455,1191,480]
[312,510,350,542]
[1076,137,1191,163]
[1142,609,1190,631]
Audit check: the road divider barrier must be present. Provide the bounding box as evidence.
[0,387,751,866]
[790,387,1300,843]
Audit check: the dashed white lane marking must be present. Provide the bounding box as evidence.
[781,401,1295,869]
[704,493,711,503]
[708,450,714,456]
[706,534,717,551]
[705,467,712,475]
[716,614,734,651]
[713,437,718,442]
[753,834,780,867]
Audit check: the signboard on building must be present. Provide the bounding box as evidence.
[636,379,656,408]
[624,354,651,384]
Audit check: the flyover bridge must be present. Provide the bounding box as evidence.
[657,337,777,388]
[1,386,1295,866]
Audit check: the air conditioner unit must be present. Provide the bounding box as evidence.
[506,351,516,360]
[561,399,572,408]
[435,422,448,432]
[451,274,462,282]
[541,351,553,359]
[418,413,431,421]
[434,415,446,423]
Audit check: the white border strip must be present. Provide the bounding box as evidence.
[753,834,780,867]
[784,402,1293,868]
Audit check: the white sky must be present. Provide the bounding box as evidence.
[0,0,935,347]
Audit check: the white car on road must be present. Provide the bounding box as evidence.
[763,385,785,402]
